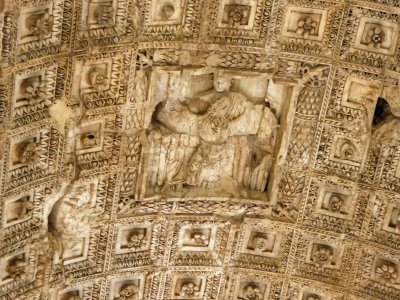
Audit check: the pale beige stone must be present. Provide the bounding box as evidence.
[1,0,400,299]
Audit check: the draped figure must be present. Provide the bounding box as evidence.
[147,71,278,196]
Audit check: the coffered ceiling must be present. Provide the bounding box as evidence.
[0,0,400,299]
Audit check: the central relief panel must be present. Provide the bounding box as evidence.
[142,66,289,201]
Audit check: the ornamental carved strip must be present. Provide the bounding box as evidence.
[0,0,399,300]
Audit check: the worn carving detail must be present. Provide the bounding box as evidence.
[1,0,400,300]
[4,255,28,281]
[171,276,206,299]
[145,69,284,200]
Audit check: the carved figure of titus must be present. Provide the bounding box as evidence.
[148,71,277,196]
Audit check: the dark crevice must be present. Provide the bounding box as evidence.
[373,97,392,126]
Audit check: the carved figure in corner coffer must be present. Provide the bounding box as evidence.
[146,69,278,198]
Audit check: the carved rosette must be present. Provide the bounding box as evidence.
[354,249,400,299]
[107,276,144,300]
[340,6,400,68]
[75,0,138,50]
[71,53,128,109]
[302,177,369,237]
[285,282,332,300]
[0,249,40,298]
[112,220,157,270]
[142,0,202,42]
[203,0,274,47]
[4,126,60,191]
[1,0,400,299]
[169,221,229,267]
[291,231,356,286]
[279,1,343,58]
[167,274,217,299]
[229,222,292,273]
[12,62,58,128]
[226,272,283,300]
[13,0,70,64]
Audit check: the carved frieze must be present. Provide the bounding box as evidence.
[1,0,400,299]
[143,67,290,201]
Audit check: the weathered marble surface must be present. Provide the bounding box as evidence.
[0,0,400,299]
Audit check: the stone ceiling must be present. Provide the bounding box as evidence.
[0,0,400,299]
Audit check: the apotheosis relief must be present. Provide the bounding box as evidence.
[145,68,287,200]
[2,0,400,299]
